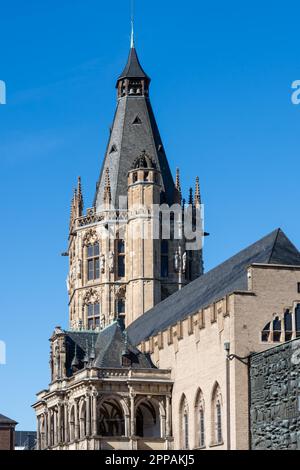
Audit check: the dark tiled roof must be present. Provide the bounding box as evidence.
[94,53,175,209]
[65,321,155,376]
[118,47,150,81]
[127,229,300,345]
[0,414,17,425]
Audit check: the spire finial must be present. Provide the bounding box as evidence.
[131,0,135,48]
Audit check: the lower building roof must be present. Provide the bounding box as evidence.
[127,228,300,345]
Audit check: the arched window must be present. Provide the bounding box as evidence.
[136,399,160,438]
[272,316,281,342]
[69,406,75,442]
[284,310,293,341]
[79,402,86,439]
[179,395,189,450]
[194,389,205,448]
[211,383,223,446]
[117,298,125,318]
[98,399,125,437]
[87,243,100,281]
[116,238,125,278]
[296,304,300,338]
[261,322,271,342]
[161,241,169,278]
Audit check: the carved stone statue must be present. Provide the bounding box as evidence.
[100,313,106,330]
[100,254,105,274]
[108,251,114,273]
[182,252,187,273]
[174,251,180,272]
[76,259,82,279]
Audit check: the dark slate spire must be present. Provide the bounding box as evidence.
[118,47,150,83]
[94,42,175,210]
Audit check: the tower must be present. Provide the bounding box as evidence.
[67,40,204,330]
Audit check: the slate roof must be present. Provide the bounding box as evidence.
[127,229,300,346]
[94,48,175,209]
[0,414,17,426]
[118,46,150,81]
[65,321,155,376]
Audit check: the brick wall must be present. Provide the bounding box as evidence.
[0,426,14,450]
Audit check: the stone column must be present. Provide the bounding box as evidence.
[75,399,79,440]
[160,400,166,439]
[86,394,91,437]
[47,410,52,447]
[58,403,62,444]
[166,395,171,438]
[36,416,41,450]
[92,391,98,436]
[125,414,130,438]
[64,402,69,443]
[130,392,135,437]
[44,412,48,448]
[53,408,58,446]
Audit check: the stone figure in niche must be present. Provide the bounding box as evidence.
[100,313,105,330]
[182,252,187,273]
[54,344,60,378]
[100,254,105,274]
[77,259,82,279]
[108,251,114,273]
[174,251,180,272]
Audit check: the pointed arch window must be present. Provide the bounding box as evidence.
[161,240,169,278]
[296,304,300,338]
[195,389,205,448]
[211,383,223,446]
[272,316,282,342]
[284,310,293,341]
[179,395,189,450]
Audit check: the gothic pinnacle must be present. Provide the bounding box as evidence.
[189,187,194,206]
[175,168,182,201]
[195,176,201,206]
[104,167,112,204]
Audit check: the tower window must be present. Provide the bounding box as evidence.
[117,298,125,317]
[117,239,125,278]
[296,304,300,337]
[133,116,142,125]
[109,144,117,154]
[199,408,205,448]
[272,316,281,342]
[87,243,100,281]
[161,241,169,278]
[284,310,293,341]
[261,322,270,342]
[87,303,100,330]
[216,401,222,444]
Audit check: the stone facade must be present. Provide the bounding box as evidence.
[250,339,300,450]
[34,37,300,452]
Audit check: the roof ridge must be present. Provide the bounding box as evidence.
[268,228,281,263]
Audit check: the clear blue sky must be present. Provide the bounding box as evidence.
[1,0,300,430]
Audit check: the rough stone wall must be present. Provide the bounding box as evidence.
[250,338,300,450]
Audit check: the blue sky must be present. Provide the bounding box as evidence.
[1,0,300,430]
